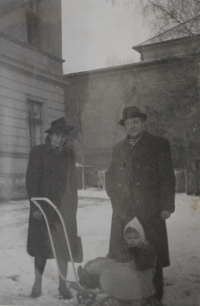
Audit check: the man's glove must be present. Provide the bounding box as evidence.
[160,210,171,220]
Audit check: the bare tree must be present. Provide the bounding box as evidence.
[75,78,89,190]
[138,0,200,36]
[108,0,200,36]
[65,75,89,189]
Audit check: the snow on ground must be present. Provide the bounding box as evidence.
[0,190,200,305]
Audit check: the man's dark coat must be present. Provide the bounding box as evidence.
[106,131,175,267]
[26,142,78,261]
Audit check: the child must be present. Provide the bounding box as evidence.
[124,218,156,272]
[78,217,156,289]
[99,218,158,304]
[77,218,162,305]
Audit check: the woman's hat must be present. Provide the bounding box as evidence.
[119,106,147,126]
[45,117,74,133]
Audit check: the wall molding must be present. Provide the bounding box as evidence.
[0,151,29,159]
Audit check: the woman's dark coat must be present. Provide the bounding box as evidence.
[26,142,78,261]
[106,131,175,267]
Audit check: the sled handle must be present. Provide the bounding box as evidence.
[31,197,84,291]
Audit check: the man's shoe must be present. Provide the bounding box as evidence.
[143,295,163,306]
[58,285,72,300]
[30,285,41,298]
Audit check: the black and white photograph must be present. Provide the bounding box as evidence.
[0,0,200,305]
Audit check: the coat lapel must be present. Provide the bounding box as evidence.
[130,132,152,161]
[117,138,134,184]
[117,132,153,184]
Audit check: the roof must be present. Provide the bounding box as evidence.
[133,15,200,48]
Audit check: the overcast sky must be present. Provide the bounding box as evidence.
[61,0,151,74]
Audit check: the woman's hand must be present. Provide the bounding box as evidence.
[33,210,43,220]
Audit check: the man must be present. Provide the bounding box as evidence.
[26,117,79,299]
[106,106,175,301]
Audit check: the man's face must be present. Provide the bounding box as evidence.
[125,230,140,247]
[50,131,68,147]
[124,117,145,138]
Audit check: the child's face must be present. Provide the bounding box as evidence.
[125,230,140,247]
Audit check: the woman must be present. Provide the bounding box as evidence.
[26,117,78,299]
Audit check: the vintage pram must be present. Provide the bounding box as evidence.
[31,197,159,306]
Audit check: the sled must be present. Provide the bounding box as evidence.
[31,197,157,306]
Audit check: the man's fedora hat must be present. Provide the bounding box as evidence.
[45,117,74,133]
[119,106,147,126]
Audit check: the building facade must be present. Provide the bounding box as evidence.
[0,0,67,199]
[65,34,200,194]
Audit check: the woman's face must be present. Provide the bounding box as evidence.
[50,131,68,147]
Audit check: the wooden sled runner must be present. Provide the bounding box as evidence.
[31,197,83,290]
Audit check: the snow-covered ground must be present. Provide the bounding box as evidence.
[0,190,200,306]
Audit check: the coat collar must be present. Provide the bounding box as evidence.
[118,131,153,160]
[123,131,153,148]
[43,142,72,155]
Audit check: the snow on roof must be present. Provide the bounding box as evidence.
[134,15,200,48]
[76,163,92,168]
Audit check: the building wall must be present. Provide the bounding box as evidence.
[0,0,66,199]
[0,37,66,199]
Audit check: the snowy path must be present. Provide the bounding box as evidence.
[0,190,200,305]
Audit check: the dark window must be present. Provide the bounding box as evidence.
[27,100,42,149]
[26,0,40,47]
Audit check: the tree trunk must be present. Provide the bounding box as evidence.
[80,135,86,190]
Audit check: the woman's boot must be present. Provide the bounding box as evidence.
[30,256,46,298]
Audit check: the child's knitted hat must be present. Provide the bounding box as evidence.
[124,217,146,244]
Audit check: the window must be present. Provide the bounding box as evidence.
[26,0,40,47]
[27,100,42,149]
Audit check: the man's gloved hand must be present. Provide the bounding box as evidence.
[160,210,171,220]
[33,210,43,220]
[129,260,136,270]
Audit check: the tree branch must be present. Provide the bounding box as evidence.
[146,0,195,35]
